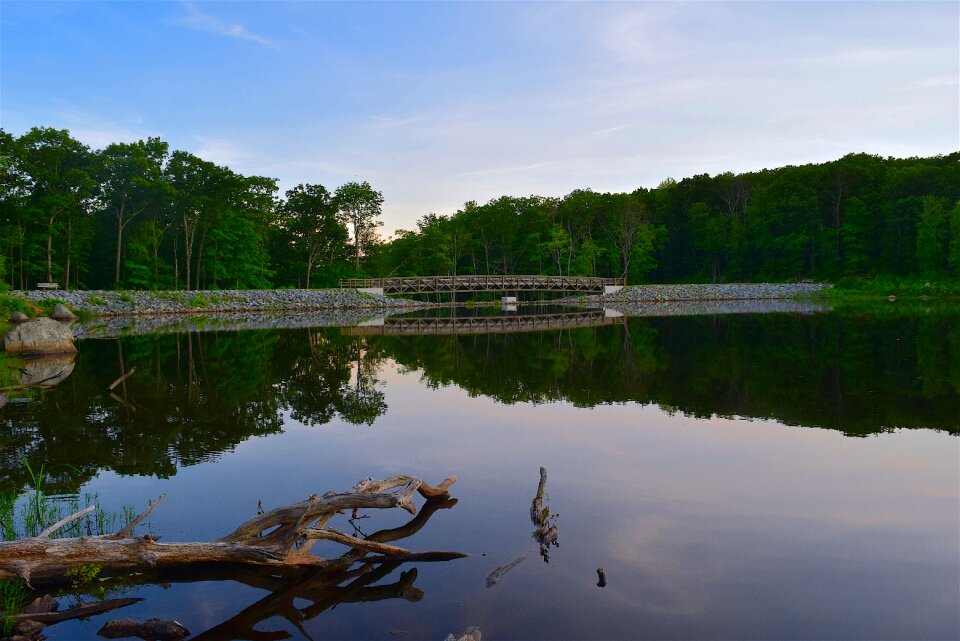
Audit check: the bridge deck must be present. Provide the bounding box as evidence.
[340,275,624,295]
[343,310,625,336]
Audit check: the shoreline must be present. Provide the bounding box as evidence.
[7,283,833,319]
[8,288,428,317]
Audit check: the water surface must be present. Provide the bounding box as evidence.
[2,304,958,640]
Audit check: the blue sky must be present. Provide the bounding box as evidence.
[1,1,957,234]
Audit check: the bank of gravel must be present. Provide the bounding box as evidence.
[10,288,427,316]
[559,282,831,305]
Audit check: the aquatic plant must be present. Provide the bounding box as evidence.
[0,578,28,636]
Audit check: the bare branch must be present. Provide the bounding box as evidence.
[38,504,95,538]
[112,494,165,539]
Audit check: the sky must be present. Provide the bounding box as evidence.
[1,1,957,235]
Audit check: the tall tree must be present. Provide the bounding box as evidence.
[98,138,168,286]
[283,184,347,288]
[16,127,96,285]
[335,181,383,273]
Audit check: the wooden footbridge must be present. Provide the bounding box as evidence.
[343,309,624,336]
[339,275,624,296]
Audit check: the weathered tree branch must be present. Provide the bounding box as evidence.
[37,504,95,538]
[9,598,142,624]
[0,475,459,584]
[112,494,164,539]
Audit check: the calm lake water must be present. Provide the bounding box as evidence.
[2,303,959,640]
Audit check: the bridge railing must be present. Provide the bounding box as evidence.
[339,275,625,293]
[343,310,626,336]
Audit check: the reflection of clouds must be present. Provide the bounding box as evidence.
[66,352,958,639]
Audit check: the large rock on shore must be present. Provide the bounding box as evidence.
[51,303,78,320]
[3,317,78,355]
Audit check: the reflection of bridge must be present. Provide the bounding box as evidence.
[343,309,625,336]
[339,275,624,295]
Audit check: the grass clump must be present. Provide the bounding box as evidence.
[1,453,139,542]
[830,277,960,298]
[0,293,35,319]
[0,578,28,636]
[189,293,211,308]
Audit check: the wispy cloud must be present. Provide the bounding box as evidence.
[192,136,257,167]
[174,2,276,48]
[49,107,158,149]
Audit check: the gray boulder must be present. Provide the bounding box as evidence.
[3,317,78,355]
[8,311,28,323]
[51,303,78,320]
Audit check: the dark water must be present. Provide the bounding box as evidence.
[2,305,959,640]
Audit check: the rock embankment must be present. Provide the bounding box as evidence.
[11,289,427,316]
[562,282,830,305]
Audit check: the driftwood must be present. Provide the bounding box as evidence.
[530,466,548,524]
[7,597,142,624]
[446,627,482,641]
[0,475,460,585]
[107,367,136,391]
[184,493,462,641]
[597,567,607,587]
[98,618,189,640]
[530,466,558,560]
[2,476,465,641]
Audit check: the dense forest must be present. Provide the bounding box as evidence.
[2,126,958,290]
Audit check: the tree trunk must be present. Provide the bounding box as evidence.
[113,197,128,287]
[64,220,72,291]
[46,214,55,283]
[195,225,208,291]
[0,476,459,585]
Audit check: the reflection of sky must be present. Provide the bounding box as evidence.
[54,359,959,640]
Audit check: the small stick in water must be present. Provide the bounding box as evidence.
[485,554,527,587]
[597,567,607,587]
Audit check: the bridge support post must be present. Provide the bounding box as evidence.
[603,285,623,294]
[359,287,385,296]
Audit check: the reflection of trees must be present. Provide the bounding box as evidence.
[276,330,386,427]
[1,328,391,495]
[4,308,959,495]
[2,331,285,494]
[378,310,960,436]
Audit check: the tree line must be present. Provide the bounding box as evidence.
[371,152,960,284]
[0,127,383,290]
[2,126,958,291]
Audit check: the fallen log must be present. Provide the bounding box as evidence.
[0,475,458,585]
[8,598,142,624]
[97,618,189,640]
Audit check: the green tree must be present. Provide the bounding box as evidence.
[98,138,169,286]
[283,184,347,288]
[949,200,960,277]
[16,127,96,287]
[335,181,384,273]
[915,195,950,277]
